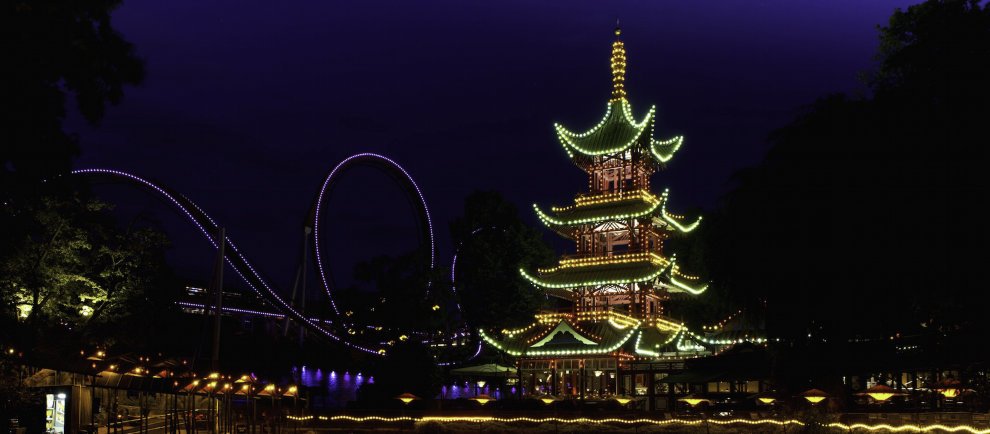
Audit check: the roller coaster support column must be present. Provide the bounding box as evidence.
[284,226,311,345]
[211,227,225,371]
[299,227,309,345]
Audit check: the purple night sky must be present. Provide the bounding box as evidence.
[65,0,917,295]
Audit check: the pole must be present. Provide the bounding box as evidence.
[299,227,309,344]
[89,375,96,431]
[211,227,225,372]
[284,227,311,342]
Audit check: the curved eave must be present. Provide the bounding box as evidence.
[668,275,709,295]
[478,328,523,356]
[634,327,684,356]
[659,191,702,233]
[661,212,703,233]
[555,100,655,158]
[650,135,685,164]
[662,254,708,295]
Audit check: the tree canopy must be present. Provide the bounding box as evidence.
[2,0,151,346]
[2,0,144,193]
[449,191,556,331]
[705,0,990,342]
[0,191,178,350]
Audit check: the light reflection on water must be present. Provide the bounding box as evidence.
[295,366,519,407]
[295,366,373,408]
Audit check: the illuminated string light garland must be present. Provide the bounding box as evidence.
[609,319,632,330]
[661,328,683,346]
[573,189,659,206]
[669,275,708,294]
[611,27,626,101]
[660,192,702,233]
[634,331,660,356]
[827,423,990,434]
[703,309,745,331]
[478,325,639,357]
[288,414,806,428]
[538,252,668,273]
[519,263,670,289]
[555,100,652,155]
[651,136,684,163]
[502,322,539,337]
[551,192,659,213]
[533,193,664,227]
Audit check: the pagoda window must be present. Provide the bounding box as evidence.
[593,166,629,194]
[580,234,593,256]
[605,168,621,192]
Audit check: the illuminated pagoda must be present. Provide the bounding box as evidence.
[479,28,717,403]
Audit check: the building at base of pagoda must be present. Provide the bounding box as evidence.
[479,28,768,409]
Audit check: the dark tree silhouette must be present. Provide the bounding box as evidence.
[706,0,989,345]
[346,251,450,331]
[2,0,144,192]
[449,191,555,331]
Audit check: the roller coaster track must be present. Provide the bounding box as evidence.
[445,227,506,363]
[308,153,435,316]
[72,153,439,356]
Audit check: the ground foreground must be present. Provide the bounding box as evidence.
[283,415,990,434]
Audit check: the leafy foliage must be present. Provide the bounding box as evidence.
[0,192,176,348]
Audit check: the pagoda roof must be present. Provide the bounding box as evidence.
[535,190,663,227]
[479,311,718,357]
[520,255,670,289]
[533,189,702,233]
[518,252,709,295]
[479,314,640,357]
[554,99,685,167]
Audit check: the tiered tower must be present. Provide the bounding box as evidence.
[480,28,711,399]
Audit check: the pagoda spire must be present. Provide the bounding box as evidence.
[610,24,627,101]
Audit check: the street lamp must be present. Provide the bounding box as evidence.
[472,394,494,406]
[539,395,560,434]
[753,391,778,405]
[235,374,256,432]
[258,384,278,433]
[283,386,298,412]
[857,384,904,402]
[396,393,420,405]
[800,389,829,405]
[613,395,634,406]
[936,379,962,399]
[678,394,711,408]
[471,395,494,434]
